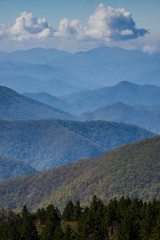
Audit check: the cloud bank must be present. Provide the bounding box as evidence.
[0,3,156,52]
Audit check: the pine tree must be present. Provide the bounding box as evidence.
[63,224,75,240]
[73,200,82,221]
[20,205,39,240]
[62,201,74,221]
[40,204,61,240]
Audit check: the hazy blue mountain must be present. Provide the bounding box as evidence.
[0,119,155,170]
[0,85,74,120]
[0,48,71,65]
[62,81,160,114]
[0,155,38,180]
[23,92,69,111]
[134,69,160,86]
[0,47,159,93]
[79,102,160,134]
[54,46,160,87]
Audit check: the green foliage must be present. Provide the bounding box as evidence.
[62,201,74,221]
[40,204,61,240]
[1,197,160,240]
[0,135,159,211]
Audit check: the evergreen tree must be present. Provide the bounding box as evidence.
[63,224,75,240]
[62,201,74,221]
[73,200,82,221]
[20,205,39,240]
[40,204,61,240]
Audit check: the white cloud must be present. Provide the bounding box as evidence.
[85,4,148,41]
[1,12,53,41]
[0,4,158,53]
[54,18,84,39]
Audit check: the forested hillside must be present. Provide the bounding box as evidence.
[0,119,154,170]
[0,135,159,211]
[0,155,38,180]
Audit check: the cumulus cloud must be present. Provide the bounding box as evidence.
[85,4,148,41]
[0,4,154,52]
[54,18,84,39]
[0,12,53,41]
[52,3,148,47]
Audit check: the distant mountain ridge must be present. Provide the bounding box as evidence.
[0,85,74,120]
[0,48,71,65]
[0,135,159,211]
[79,102,160,134]
[0,47,159,95]
[0,155,38,180]
[62,81,160,114]
[23,92,69,112]
[0,119,155,170]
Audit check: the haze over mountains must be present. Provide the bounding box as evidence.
[0,135,159,211]
[79,102,160,134]
[23,81,160,114]
[23,92,69,112]
[0,86,73,120]
[0,47,160,96]
[61,81,160,114]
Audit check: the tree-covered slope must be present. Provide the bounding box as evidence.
[0,135,159,211]
[62,81,160,114]
[0,155,38,180]
[0,85,73,120]
[0,119,155,170]
[79,102,160,134]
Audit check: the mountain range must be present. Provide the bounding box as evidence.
[0,47,159,95]
[0,135,159,211]
[0,86,73,120]
[79,102,160,134]
[0,119,155,170]
[23,81,160,115]
[61,81,160,114]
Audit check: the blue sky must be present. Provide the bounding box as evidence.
[0,0,159,53]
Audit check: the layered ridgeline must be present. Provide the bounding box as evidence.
[23,82,160,117]
[0,155,38,180]
[0,119,155,170]
[62,81,160,114]
[0,135,159,211]
[79,102,160,134]
[0,47,159,92]
[0,86,73,120]
[23,92,69,112]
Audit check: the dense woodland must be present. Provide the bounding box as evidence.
[0,119,154,170]
[0,135,159,212]
[0,196,160,240]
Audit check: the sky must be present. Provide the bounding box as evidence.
[0,0,160,53]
